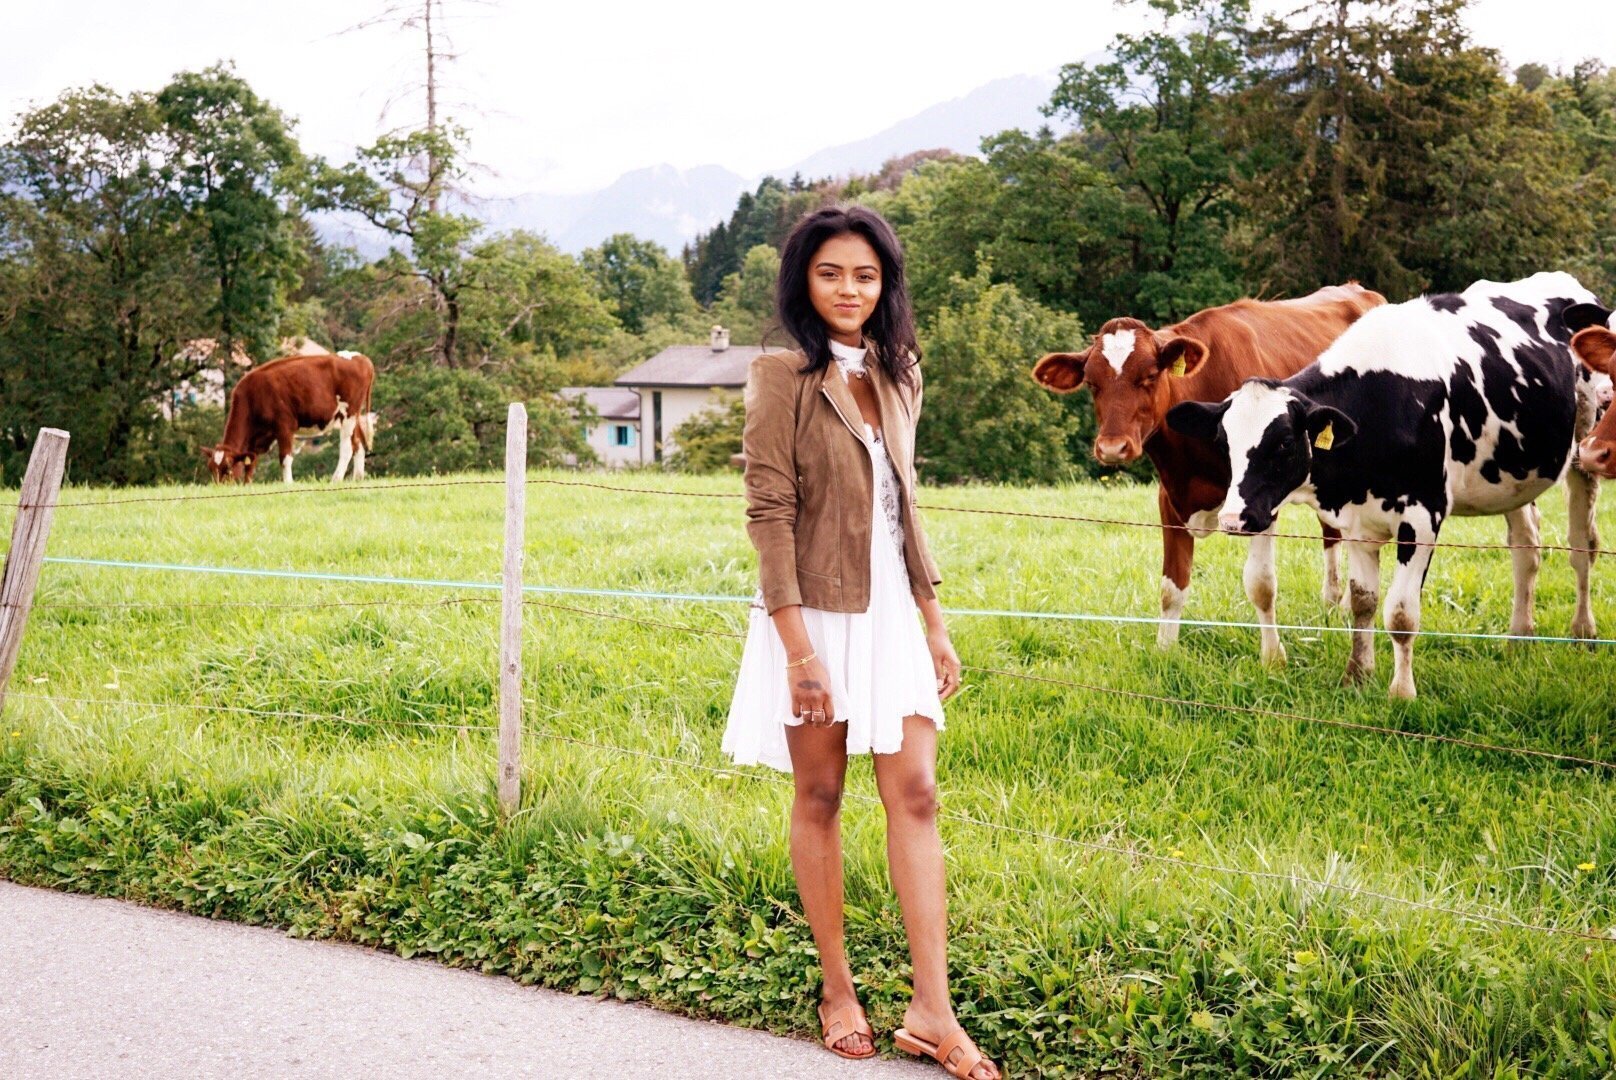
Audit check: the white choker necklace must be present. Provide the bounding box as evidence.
[829,339,868,375]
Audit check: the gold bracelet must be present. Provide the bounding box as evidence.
[785,650,817,669]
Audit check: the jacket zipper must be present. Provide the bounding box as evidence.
[819,385,864,442]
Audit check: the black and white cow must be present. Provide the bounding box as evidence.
[1165,272,1604,699]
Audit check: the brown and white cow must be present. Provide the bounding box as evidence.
[1031,284,1385,663]
[202,352,375,484]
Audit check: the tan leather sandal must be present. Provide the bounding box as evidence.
[893,1025,997,1079]
[818,1001,876,1060]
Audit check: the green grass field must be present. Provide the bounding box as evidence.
[5,469,1616,1076]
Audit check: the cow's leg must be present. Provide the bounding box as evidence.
[1343,537,1381,685]
[1566,467,1599,639]
[1320,523,1345,608]
[352,440,367,481]
[276,429,296,485]
[1385,516,1438,701]
[1244,528,1285,666]
[332,416,358,482]
[1503,503,1541,640]
[1158,486,1193,649]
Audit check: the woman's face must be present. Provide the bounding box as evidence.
[807,232,882,346]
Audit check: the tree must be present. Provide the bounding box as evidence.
[868,157,1002,320]
[157,64,307,364]
[1236,0,1595,297]
[709,243,780,345]
[915,267,1087,484]
[319,125,481,366]
[460,230,619,365]
[0,84,216,483]
[1044,0,1250,318]
[1514,62,1550,92]
[580,234,698,335]
[373,366,591,475]
[684,218,736,305]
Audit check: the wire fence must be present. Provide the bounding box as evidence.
[5,472,1608,556]
[35,554,1616,647]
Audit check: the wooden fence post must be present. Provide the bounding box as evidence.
[0,428,70,716]
[498,403,527,817]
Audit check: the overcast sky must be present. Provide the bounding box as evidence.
[3,1,1606,195]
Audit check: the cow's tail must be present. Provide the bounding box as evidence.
[357,405,375,451]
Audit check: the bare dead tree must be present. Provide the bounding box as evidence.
[341,0,495,212]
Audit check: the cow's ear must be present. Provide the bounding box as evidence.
[1304,404,1357,450]
[1031,352,1086,393]
[1165,399,1229,441]
[1157,336,1209,378]
[1573,327,1616,376]
[1563,302,1614,336]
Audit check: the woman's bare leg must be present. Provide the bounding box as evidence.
[873,714,999,1080]
[784,721,868,1055]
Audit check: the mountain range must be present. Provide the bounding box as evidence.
[319,69,1065,258]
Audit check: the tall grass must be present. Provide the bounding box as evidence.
[4,469,1616,1076]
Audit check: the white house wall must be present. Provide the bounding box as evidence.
[584,419,642,467]
[635,387,736,464]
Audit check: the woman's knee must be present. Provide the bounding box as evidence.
[886,775,938,822]
[793,778,845,824]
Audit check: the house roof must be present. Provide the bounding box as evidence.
[614,345,766,389]
[560,386,641,421]
[277,336,331,357]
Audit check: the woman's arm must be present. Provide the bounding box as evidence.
[742,355,803,614]
[914,592,960,700]
[743,355,838,726]
[769,604,837,725]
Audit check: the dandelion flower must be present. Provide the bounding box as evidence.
[1578,861,1596,872]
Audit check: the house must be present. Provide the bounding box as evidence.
[560,386,642,467]
[613,326,764,464]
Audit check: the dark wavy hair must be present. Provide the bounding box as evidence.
[774,204,921,389]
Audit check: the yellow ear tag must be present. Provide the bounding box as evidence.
[1170,357,1187,377]
[1314,422,1335,451]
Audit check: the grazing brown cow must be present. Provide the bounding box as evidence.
[202,352,375,484]
[1031,284,1385,663]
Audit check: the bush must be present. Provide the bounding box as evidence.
[667,394,744,473]
[917,267,1094,484]
[365,365,594,477]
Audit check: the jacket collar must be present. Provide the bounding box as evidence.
[810,340,902,445]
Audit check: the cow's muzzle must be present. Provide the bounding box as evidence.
[1093,436,1138,466]
[1580,436,1616,477]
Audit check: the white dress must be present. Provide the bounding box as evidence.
[722,339,946,773]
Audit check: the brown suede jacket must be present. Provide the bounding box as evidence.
[741,343,943,615]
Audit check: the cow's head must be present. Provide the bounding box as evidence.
[1031,317,1211,466]
[201,445,256,484]
[1574,322,1616,477]
[1564,302,1615,412]
[1166,381,1356,534]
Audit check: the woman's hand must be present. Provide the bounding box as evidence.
[788,656,837,727]
[927,626,961,701]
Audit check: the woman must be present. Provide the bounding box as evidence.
[722,205,999,1080]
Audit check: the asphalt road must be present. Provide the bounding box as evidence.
[0,880,939,1079]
